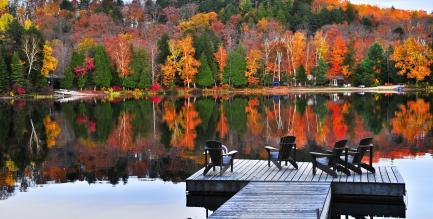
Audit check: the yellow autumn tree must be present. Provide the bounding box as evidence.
[245,49,262,86]
[391,37,433,82]
[0,13,13,31]
[178,35,200,88]
[162,39,182,87]
[313,31,328,62]
[41,42,58,77]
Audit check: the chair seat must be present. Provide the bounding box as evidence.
[270,151,279,159]
[340,155,354,163]
[316,157,329,165]
[223,156,232,165]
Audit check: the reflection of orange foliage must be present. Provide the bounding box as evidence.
[0,172,16,186]
[178,101,202,150]
[245,99,264,135]
[391,99,433,142]
[42,166,66,183]
[108,112,134,151]
[43,116,61,148]
[163,100,201,150]
[216,104,229,138]
[328,102,348,140]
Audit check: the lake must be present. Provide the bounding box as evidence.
[0,93,432,218]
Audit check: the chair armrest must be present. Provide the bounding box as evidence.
[309,152,334,158]
[225,150,238,156]
[265,146,278,151]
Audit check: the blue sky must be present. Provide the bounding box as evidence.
[349,0,433,12]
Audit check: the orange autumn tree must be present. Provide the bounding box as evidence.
[328,36,347,79]
[178,35,200,88]
[245,49,262,86]
[214,44,227,85]
[391,37,433,82]
[105,33,133,78]
[391,99,433,143]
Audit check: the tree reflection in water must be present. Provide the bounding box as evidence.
[1,93,433,199]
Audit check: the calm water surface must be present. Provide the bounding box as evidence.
[0,93,432,218]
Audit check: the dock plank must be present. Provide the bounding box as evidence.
[209,182,331,219]
[391,166,405,184]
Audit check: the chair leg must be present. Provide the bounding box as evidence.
[231,160,234,172]
[268,158,270,167]
[359,163,375,173]
[312,165,316,175]
[287,158,298,169]
[335,165,351,176]
[272,159,282,170]
[285,161,288,166]
[203,165,213,176]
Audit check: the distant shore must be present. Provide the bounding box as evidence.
[0,85,428,101]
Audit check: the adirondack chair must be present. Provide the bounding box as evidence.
[310,140,351,177]
[203,140,238,176]
[264,136,298,170]
[339,137,375,174]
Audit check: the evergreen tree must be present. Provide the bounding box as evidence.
[353,58,375,86]
[224,44,247,87]
[0,49,9,92]
[196,53,214,87]
[127,47,152,89]
[10,53,25,87]
[157,33,170,64]
[61,67,74,89]
[93,45,112,88]
[312,59,328,85]
[295,65,308,85]
[65,51,85,89]
[366,42,384,82]
[381,46,401,84]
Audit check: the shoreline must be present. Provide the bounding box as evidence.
[0,85,428,101]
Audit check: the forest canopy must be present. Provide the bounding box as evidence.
[0,0,432,93]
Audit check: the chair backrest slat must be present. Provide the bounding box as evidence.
[205,140,223,165]
[330,139,348,166]
[353,137,373,163]
[278,136,296,160]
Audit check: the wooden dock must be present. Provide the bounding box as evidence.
[186,159,406,218]
[209,182,331,219]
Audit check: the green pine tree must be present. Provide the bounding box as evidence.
[61,66,74,89]
[93,45,112,88]
[196,53,214,88]
[157,33,170,64]
[295,65,308,85]
[0,49,10,92]
[353,58,375,86]
[366,42,384,83]
[130,47,151,89]
[312,59,328,85]
[10,53,25,87]
[224,44,247,87]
